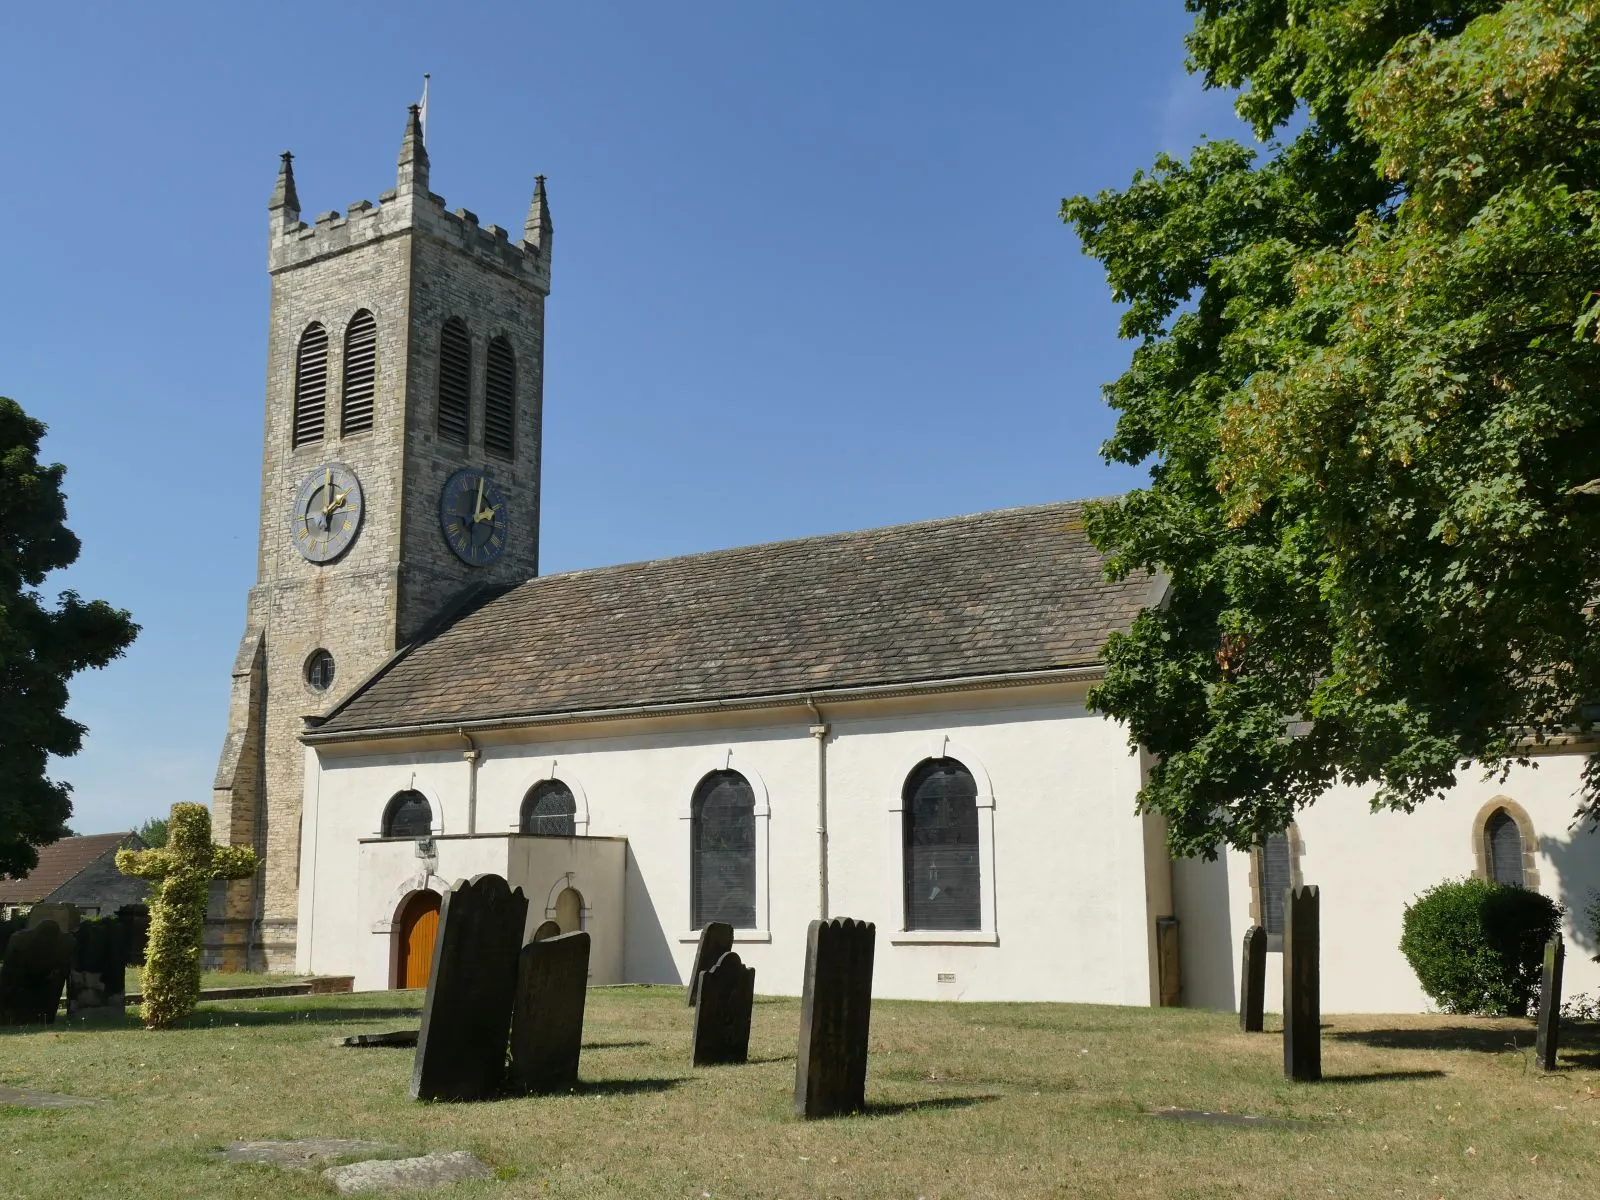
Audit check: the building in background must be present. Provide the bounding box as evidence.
[0,832,149,921]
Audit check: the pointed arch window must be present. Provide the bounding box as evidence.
[340,310,377,435]
[521,779,576,837]
[292,322,328,447]
[691,770,755,928]
[382,790,433,839]
[1486,808,1525,887]
[484,336,516,459]
[437,318,471,445]
[902,758,981,931]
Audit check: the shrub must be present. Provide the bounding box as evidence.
[115,803,257,1029]
[1400,877,1561,1016]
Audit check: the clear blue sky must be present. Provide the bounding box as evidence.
[0,2,1248,836]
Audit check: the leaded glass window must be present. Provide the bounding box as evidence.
[521,779,576,837]
[902,758,981,931]
[1487,809,1525,887]
[383,790,432,838]
[691,771,756,928]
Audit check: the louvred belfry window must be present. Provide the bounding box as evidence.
[902,758,981,931]
[521,780,576,836]
[484,336,516,459]
[292,323,328,447]
[437,318,471,445]
[340,310,377,435]
[1487,809,1525,887]
[691,771,756,928]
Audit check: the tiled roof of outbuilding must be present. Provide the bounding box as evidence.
[314,500,1157,737]
[0,833,137,903]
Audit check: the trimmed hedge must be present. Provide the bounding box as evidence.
[1399,877,1561,1016]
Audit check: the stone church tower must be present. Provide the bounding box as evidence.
[210,105,552,969]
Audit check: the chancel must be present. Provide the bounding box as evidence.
[206,108,1600,1015]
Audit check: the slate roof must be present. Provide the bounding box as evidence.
[314,500,1157,737]
[0,833,137,903]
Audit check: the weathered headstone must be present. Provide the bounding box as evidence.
[118,904,150,965]
[409,873,528,1102]
[687,921,734,1007]
[0,919,75,1025]
[27,903,79,933]
[508,930,590,1094]
[68,916,129,1018]
[531,919,561,942]
[1282,885,1320,1082]
[1536,935,1565,1072]
[692,950,755,1066]
[794,917,875,1118]
[1239,924,1266,1033]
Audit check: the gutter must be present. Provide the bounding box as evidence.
[302,663,1106,746]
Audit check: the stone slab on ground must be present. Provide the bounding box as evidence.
[323,1150,493,1194]
[342,1029,419,1048]
[0,1085,98,1109]
[1147,1106,1306,1129]
[127,975,354,1006]
[214,1139,400,1169]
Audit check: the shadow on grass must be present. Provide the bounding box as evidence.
[185,1007,424,1028]
[569,1077,686,1097]
[862,1094,1001,1117]
[1322,1069,1446,1084]
[581,1040,653,1050]
[1331,1023,1600,1055]
[747,1054,796,1066]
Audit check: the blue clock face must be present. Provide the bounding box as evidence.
[290,463,363,562]
[439,468,509,566]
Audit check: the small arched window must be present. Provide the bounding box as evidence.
[691,770,756,928]
[437,318,471,444]
[521,780,576,837]
[292,322,328,447]
[1486,808,1525,887]
[902,758,981,931]
[382,790,433,838]
[341,310,377,435]
[483,336,515,459]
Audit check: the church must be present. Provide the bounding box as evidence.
[208,107,1600,1015]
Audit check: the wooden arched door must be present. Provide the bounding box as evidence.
[396,890,442,990]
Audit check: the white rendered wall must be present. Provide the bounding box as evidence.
[1175,749,1600,1014]
[295,685,1160,1003]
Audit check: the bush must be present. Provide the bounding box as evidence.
[1400,877,1561,1016]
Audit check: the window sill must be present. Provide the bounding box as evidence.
[889,930,999,946]
[677,930,771,944]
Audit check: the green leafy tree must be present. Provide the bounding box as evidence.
[116,803,257,1029]
[0,396,139,876]
[134,816,168,849]
[1063,0,1600,857]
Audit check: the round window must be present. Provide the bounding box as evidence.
[305,649,336,692]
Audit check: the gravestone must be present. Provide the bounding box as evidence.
[0,919,75,1024]
[1282,885,1320,1082]
[409,874,527,1102]
[531,919,561,942]
[118,904,150,965]
[692,950,756,1066]
[687,921,734,1007]
[1239,925,1266,1033]
[27,903,79,933]
[68,916,129,1018]
[1536,935,1565,1072]
[794,917,875,1118]
[509,930,590,1094]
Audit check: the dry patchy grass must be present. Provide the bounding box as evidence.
[1,988,1598,1199]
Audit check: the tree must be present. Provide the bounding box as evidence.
[134,816,168,849]
[1063,0,1600,858]
[0,396,139,876]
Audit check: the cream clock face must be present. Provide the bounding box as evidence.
[290,463,363,562]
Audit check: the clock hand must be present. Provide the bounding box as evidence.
[474,503,499,523]
[473,476,486,521]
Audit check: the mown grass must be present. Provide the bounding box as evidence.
[2,987,1598,1199]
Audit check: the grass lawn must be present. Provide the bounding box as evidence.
[2,988,1597,1199]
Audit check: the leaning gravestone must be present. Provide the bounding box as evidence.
[0,920,75,1025]
[1282,885,1320,1082]
[692,950,756,1066]
[68,916,129,1018]
[687,921,734,1007]
[410,874,528,1102]
[509,930,591,1093]
[1536,934,1565,1073]
[794,917,875,1118]
[1239,924,1266,1033]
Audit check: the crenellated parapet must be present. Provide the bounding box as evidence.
[268,104,551,293]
